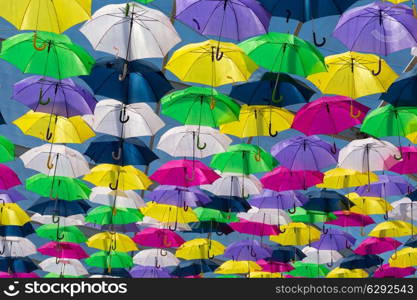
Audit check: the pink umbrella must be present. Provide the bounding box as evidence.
[38,242,89,259]
[133,228,185,248]
[0,272,39,278]
[354,237,401,255]
[325,211,375,227]
[292,96,370,136]
[0,164,21,190]
[388,147,417,174]
[150,159,220,187]
[373,264,416,278]
[260,167,323,192]
[257,259,294,273]
[229,219,279,236]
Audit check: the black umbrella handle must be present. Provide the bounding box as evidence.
[313,32,326,47]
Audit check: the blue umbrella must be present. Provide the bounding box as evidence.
[81,57,173,104]
[381,69,417,107]
[28,198,91,217]
[86,223,140,233]
[303,190,352,213]
[267,246,306,263]
[230,72,316,107]
[0,257,37,273]
[340,254,383,270]
[190,221,234,235]
[404,236,417,248]
[0,223,35,237]
[84,135,158,166]
[170,259,219,277]
[203,195,251,213]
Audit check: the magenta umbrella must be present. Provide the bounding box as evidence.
[149,159,220,187]
[37,242,89,259]
[229,219,279,236]
[354,237,401,255]
[388,146,417,174]
[257,259,294,273]
[260,166,323,192]
[325,211,375,227]
[0,272,39,278]
[292,96,370,136]
[0,165,21,190]
[133,228,185,248]
[373,264,416,278]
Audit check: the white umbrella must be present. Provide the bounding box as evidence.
[31,213,85,226]
[237,207,291,226]
[201,172,262,197]
[302,246,343,265]
[90,187,145,209]
[137,216,192,231]
[0,237,36,257]
[39,257,88,276]
[389,197,417,221]
[93,99,165,138]
[338,138,400,172]
[90,275,120,278]
[20,144,89,178]
[133,249,180,267]
[157,125,232,158]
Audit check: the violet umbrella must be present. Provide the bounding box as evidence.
[13,76,97,117]
[310,228,356,251]
[38,242,89,259]
[256,259,294,273]
[260,166,324,192]
[354,237,401,255]
[146,185,211,208]
[224,239,272,261]
[388,146,417,174]
[130,265,171,278]
[373,264,416,278]
[249,190,309,212]
[355,175,414,197]
[229,219,279,236]
[149,159,220,187]
[271,135,339,171]
[0,189,25,203]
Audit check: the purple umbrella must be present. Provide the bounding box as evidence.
[333,2,417,56]
[355,175,414,197]
[271,135,338,171]
[130,266,171,278]
[85,223,140,233]
[175,0,271,41]
[146,185,211,208]
[0,189,25,203]
[12,76,97,117]
[310,228,356,251]
[224,239,272,261]
[249,190,308,212]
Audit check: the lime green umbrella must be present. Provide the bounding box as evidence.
[290,207,337,223]
[85,250,133,269]
[161,87,241,128]
[86,206,143,225]
[211,144,278,175]
[134,0,155,3]
[288,261,329,278]
[44,273,84,278]
[0,31,95,79]
[36,224,87,243]
[0,135,14,162]
[239,32,326,76]
[194,207,239,223]
[216,274,242,278]
[26,174,91,201]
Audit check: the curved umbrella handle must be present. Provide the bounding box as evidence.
[413,3,417,18]
[56,223,65,241]
[52,214,60,224]
[162,235,172,248]
[269,123,278,137]
[111,147,122,161]
[47,153,54,170]
[278,225,286,234]
[271,94,284,104]
[322,225,329,234]
[250,246,257,258]
[326,260,334,268]
[254,149,261,162]
[49,189,59,201]
[287,204,297,214]
[207,249,215,259]
[160,248,168,256]
[125,3,130,16]
[216,230,224,236]
[46,127,53,141]
[192,18,201,30]
[372,59,382,76]
[168,221,178,232]
[155,260,161,269]
[183,201,189,212]
[330,142,337,154]
[211,46,224,61]
[196,135,207,150]
[312,32,326,47]
[394,150,403,161]
[383,211,389,220]
[360,227,367,236]
[109,179,119,191]
[285,9,292,23]
[33,32,47,51]
[118,62,128,81]
[391,250,398,260]
[38,89,51,105]
[110,239,117,251]
[119,108,130,124]
[55,257,61,265]
[350,103,361,119]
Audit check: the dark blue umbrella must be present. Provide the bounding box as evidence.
[340,254,383,270]
[0,257,37,273]
[0,111,5,125]
[230,72,316,107]
[28,198,91,217]
[267,246,306,263]
[170,259,219,277]
[381,69,417,107]
[404,236,417,248]
[203,195,251,212]
[406,189,417,202]
[304,189,352,212]
[88,267,132,278]
[81,57,173,104]
[0,223,35,237]
[84,135,158,166]
[190,221,234,235]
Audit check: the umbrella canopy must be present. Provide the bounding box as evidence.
[39,257,88,277]
[230,219,279,236]
[0,257,37,274]
[355,175,414,197]
[310,228,356,250]
[354,237,401,255]
[215,260,261,274]
[86,206,143,225]
[146,185,211,208]
[326,267,368,278]
[194,207,239,223]
[89,187,145,209]
[261,167,324,191]
[0,136,14,164]
[369,221,417,238]
[289,261,329,278]
[347,192,392,215]
[250,190,308,210]
[303,190,352,213]
[224,239,272,261]
[171,259,219,277]
[257,259,294,273]
[141,203,198,226]
[373,264,416,278]
[381,68,417,107]
[85,251,133,270]
[0,237,36,257]
[301,246,343,265]
[270,223,321,246]
[38,241,89,259]
[175,238,225,260]
[36,224,86,243]
[28,198,90,217]
[0,204,31,226]
[201,172,262,197]
[0,165,21,190]
[317,168,378,189]
[133,228,185,248]
[87,232,137,252]
[389,247,417,268]
[340,254,383,270]
[133,249,180,268]
[325,211,375,228]
[130,265,171,278]
[267,246,306,263]
[389,147,417,174]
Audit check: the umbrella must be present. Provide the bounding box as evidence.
[89,187,145,209]
[201,172,262,197]
[0,0,91,33]
[215,260,261,274]
[130,265,171,278]
[249,271,283,278]
[250,190,308,211]
[32,213,85,226]
[86,206,143,225]
[373,264,416,278]
[369,221,417,237]
[165,39,257,86]
[133,249,180,268]
[39,258,88,277]
[175,0,270,41]
[355,175,414,197]
[0,189,24,203]
[0,224,34,238]
[307,52,398,98]
[36,224,87,243]
[289,261,329,278]
[0,136,15,163]
[290,207,336,224]
[270,223,321,246]
[0,237,36,257]
[88,267,131,278]
[85,136,158,166]
[194,207,239,223]
[92,99,165,138]
[0,204,31,226]
[326,267,367,278]
[28,198,90,217]
[267,246,306,263]
[224,239,272,261]
[85,251,133,270]
[0,165,21,190]
[257,259,294,273]
[292,96,370,136]
[303,190,352,213]
[310,228,356,250]
[325,211,375,228]
[170,259,219,277]
[133,228,185,248]
[381,68,417,107]
[260,167,324,191]
[141,203,198,228]
[230,219,279,236]
[0,32,95,79]
[157,126,232,158]
[237,208,291,226]
[38,242,89,259]
[347,193,393,216]
[340,254,383,270]
[317,168,378,189]
[138,216,191,231]
[0,257,37,273]
[87,232,137,252]
[203,195,251,212]
[354,237,401,255]
[147,185,211,208]
[388,197,417,221]
[175,238,225,260]
[301,246,343,265]
[389,146,417,174]
[389,247,417,267]
[190,221,234,235]
[0,272,38,278]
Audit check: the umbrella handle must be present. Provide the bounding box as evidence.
[33,32,47,51]
[56,257,61,265]
[250,247,257,258]
[38,89,51,105]
[322,224,329,234]
[183,201,189,212]
[254,149,261,162]
[47,154,54,170]
[163,235,172,248]
[216,230,224,236]
[168,221,178,232]
[211,46,224,61]
[391,250,398,260]
[207,249,215,259]
[393,151,403,161]
[192,18,201,30]
[49,190,59,201]
[350,103,361,119]
[326,261,334,268]
[109,180,119,190]
[155,260,161,269]
[118,62,128,81]
[383,211,389,220]
[330,142,337,154]
[56,223,65,241]
[110,239,117,251]
[196,135,207,150]
[287,204,297,214]
[125,3,130,17]
[372,59,382,76]
[111,147,122,161]
[52,214,60,224]
[271,93,284,104]
[160,248,168,256]
[119,108,130,124]
[312,32,326,47]
[285,9,291,23]
[269,123,278,137]
[360,227,367,236]
[46,127,53,141]
[278,225,286,234]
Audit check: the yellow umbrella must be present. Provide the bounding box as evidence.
[368,220,417,237]
[175,238,225,260]
[83,164,152,190]
[317,168,378,189]
[0,203,31,226]
[13,111,95,144]
[270,222,321,246]
[307,51,398,99]
[220,105,294,138]
[384,0,409,3]
[0,0,92,33]
[346,192,392,215]
[389,247,417,268]
[165,40,258,87]
[215,260,261,274]
[86,232,138,252]
[326,267,368,278]
[249,271,283,278]
[141,203,198,227]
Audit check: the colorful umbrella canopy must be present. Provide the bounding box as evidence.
[28,198,90,217]
[317,168,378,189]
[389,147,417,174]
[288,261,329,278]
[85,206,143,225]
[201,172,262,197]
[261,167,324,191]
[326,267,367,278]
[369,221,417,238]
[355,175,414,197]
[87,232,138,252]
[133,249,180,268]
[224,239,272,261]
[39,257,88,277]
[250,190,308,210]
[301,246,343,265]
[147,185,211,208]
[141,203,198,226]
[354,237,401,255]
[38,241,89,259]
[373,264,416,278]
[0,136,15,163]
[381,68,417,107]
[85,251,133,269]
[175,238,225,260]
[130,265,171,278]
[89,187,145,209]
[171,259,219,277]
[0,165,21,190]
[215,260,261,274]
[230,219,279,236]
[325,211,375,228]
[270,223,321,246]
[389,247,417,268]
[310,228,356,250]
[36,224,87,243]
[133,227,185,248]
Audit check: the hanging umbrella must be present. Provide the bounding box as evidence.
[326,267,367,278]
[133,249,180,268]
[310,228,356,250]
[147,185,211,208]
[249,271,283,278]
[92,99,165,138]
[267,246,306,263]
[224,239,272,261]
[369,221,417,237]
[0,189,24,203]
[0,32,95,79]
[86,205,143,225]
[175,238,225,260]
[170,259,219,277]
[270,223,321,246]
[87,232,137,252]
[388,197,417,221]
[190,221,234,235]
[340,254,383,270]
[0,237,36,257]
[194,207,239,223]
[317,168,378,189]
[88,267,131,278]
[301,246,343,265]
[373,264,416,278]
[89,187,145,209]
[0,136,15,163]
[237,208,291,226]
[325,211,375,228]
[260,167,324,191]
[0,272,38,278]
[36,224,87,243]
[38,242,89,259]
[31,213,85,226]
[256,259,294,273]
[302,190,353,213]
[130,265,171,278]
[133,228,185,248]
[203,195,251,213]
[355,175,414,197]
[85,251,133,270]
[28,198,90,217]
[250,190,308,211]
[290,207,336,224]
[0,204,31,226]
[39,258,88,277]
[289,261,329,278]
[229,219,279,236]
[389,247,417,267]
[347,193,393,216]
[0,165,21,190]
[381,68,417,107]
[354,237,401,255]
[201,172,262,197]
[0,257,37,274]
[0,224,34,238]
[215,260,261,274]
[307,52,398,98]
[141,203,198,229]
[138,216,192,231]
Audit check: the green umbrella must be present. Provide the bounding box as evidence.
[86,205,143,225]
[239,32,326,76]
[36,224,87,243]
[0,135,15,162]
[26,174,91,201]
[44,273,84,278]
[288,261,329,278]
[134,0,155,3]
[85,250,133,269]
[290,208,337,223]
[210,144,278,175]
[194,207,239,223]
[0,31,95,79]
[161,86,241,128]
[216,274,242,278]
